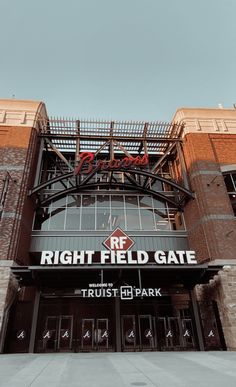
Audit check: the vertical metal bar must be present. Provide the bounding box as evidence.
[143,122,148,156]
[115,297,121,352]
[138,269,142,289]
[190,289,205,351]
[34,138,45,187]
[176,142,190,190]
[76,120,80,162]
[29,289,40,353]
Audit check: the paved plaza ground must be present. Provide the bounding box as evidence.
[0,351,235,387]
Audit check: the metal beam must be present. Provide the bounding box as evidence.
[29,289,41,353]
[176,142,190,190]
[75,120,80,162]
[44,138,74,171]
[151,142,177,174]
[115,297,121,352]
[113,140,133,157]
[190,289,205,351]
[33,138,45,187]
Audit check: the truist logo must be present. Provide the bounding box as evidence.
[74,152,149,175]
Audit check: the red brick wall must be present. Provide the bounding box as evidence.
[0,126,39,264]
[183,133,236,262]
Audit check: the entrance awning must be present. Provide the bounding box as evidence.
[11,264,218,289]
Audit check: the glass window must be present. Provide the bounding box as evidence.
[153,198,166,210]
[229,193,236,216]
[224,174,234,192]
[140,208,155,230]
[223,172,236,216]
[67,195,81,207]
[232,173,236,188]
[49,208,66,230]
[111,195,124,207]
[125,196,138,208]
[51,198,66,207]
[82,195,95,208]
[96,208,111,230]
[111,208,125,229]
[81,207,95,230]
[139,195,152,208]
[96,195,110,207]
[126,209,141,230]
[52,181,65,190]
[151,180,163,191]
[154,209,169,230]
[65,208,81,230]
[33,193,186,231]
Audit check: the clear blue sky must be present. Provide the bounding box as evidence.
[0,0,235,121]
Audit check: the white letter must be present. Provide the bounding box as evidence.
[86,251,94,264]
[101,251,110,264]
[176,251,185,264]
[167,251,179,264]
[154,251,166,264]
[72,251,85,265]
[137,251,149,264]
[119,236,127,249]
[116,251,127,264]
[60,251,72,264]
[110,236,119,249]
[41,251,53,265]
[186,251,197,264]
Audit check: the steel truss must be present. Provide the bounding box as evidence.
[30,119,194,209]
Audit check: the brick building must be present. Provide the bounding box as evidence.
[0,98,236,353]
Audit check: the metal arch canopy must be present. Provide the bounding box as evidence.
[29,167,194,209]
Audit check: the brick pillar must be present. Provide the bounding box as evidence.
[0,99,47,350]
[0,262,18,334]
[0,125,39,264]
[182,133,236,262]
[196,266,236,350]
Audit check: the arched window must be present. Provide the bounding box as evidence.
[33,193,185,232]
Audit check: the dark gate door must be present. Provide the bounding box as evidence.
[80,318,110,351]
[121,315,136,351]
[198,301,226,350]
[40,315,73,352]
[138,315,155,350]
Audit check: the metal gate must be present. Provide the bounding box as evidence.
[40,315,73,352]
[81,318,110,351]
[122,314,196,351]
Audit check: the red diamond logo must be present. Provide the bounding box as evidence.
[103,228,135,251]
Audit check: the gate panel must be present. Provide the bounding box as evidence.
[138,315,155,350]
[96,319,109,351]
[198,301,225,350]
[58,316,73,351]
[167,317,181,349]
[156,317,167,350]
[42,316,58,352]
[121,315,136,351]
[81,319,95,351]
[181,318,195,349]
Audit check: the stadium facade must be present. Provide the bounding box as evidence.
[0,99,236,353]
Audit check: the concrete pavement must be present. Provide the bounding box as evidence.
[0,352,236,387]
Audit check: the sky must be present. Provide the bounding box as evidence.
[0,0,236,122]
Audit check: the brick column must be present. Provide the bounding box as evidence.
[182,133,236,262]
[196,266,236,350]
[0,261,18,334]
[0,99,47,350]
